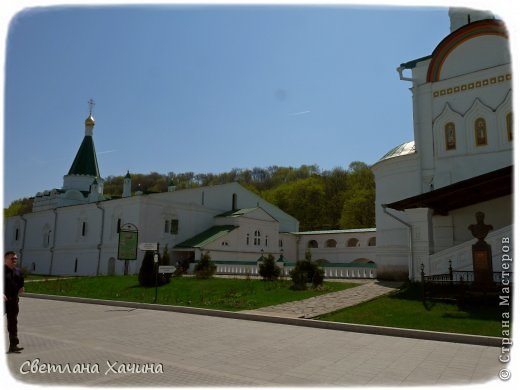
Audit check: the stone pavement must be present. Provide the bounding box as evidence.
[3,297,507,387]
[242,280,401,318]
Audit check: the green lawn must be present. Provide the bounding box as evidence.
[318,283,504,337]
[24,275,357,311]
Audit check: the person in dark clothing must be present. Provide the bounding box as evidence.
[4,251,24,353]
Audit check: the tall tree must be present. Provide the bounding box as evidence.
[340,162,375,228]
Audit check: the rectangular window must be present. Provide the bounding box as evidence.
[15,228,19,241]
[117,219,121,233]
[170,219,179,234]
[81,222,87,237]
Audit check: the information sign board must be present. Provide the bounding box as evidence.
[118,229,138,260]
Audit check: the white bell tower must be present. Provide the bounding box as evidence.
[122,171,132,198]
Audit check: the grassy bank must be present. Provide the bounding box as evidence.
[318,283,504,337]
[24,275,356,311]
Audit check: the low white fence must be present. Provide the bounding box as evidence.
[212,261,377,279]
[215,263,259,276]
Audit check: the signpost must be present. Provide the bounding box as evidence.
[158,265,176,274]
[137,242,176,304]
[154,252,159,303]
[139,242,159,251]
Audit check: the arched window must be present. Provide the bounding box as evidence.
[475,117,488,146]
[246,233,250,245]
[444,122,456,150]
[254,230,261,246]
[368,237,376,246]
[307,240,318,248]
[507,112,513,142]
[347,238,359,247]
[325,239,337,248]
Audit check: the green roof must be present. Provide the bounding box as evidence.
[293,228,376,235]
[68,135,100,176]
[215,208,258,218]
[212,260,258,265]
[400,55,432,69]
[175,225,238,249]
[284,262,377,268]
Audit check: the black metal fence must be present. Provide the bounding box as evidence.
[420,260,512,303]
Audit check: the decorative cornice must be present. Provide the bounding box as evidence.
[433,73,511,98]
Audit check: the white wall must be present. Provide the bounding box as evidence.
[372,153,420,277]
[294,230,376,264]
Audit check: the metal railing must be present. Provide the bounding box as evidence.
[422,259,510,286]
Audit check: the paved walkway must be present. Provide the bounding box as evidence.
[3,297,506,387]
[242,280,401,318]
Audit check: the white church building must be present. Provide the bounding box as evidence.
[372,8,513,281]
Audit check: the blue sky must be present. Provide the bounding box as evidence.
[1,1,514,207]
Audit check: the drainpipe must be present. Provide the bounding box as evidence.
[396,65,414,82]
[382,205,415,280]
[295,234,301,262]
[48,208,58,275]
[96,202,105,276]
[19,214,28,268]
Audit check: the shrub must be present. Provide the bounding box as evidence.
[258,254,281,281]
[194,251,216,279]
[138,251,170,287]
[173,255,192,277]
[138,251,156,287]
[289,250,324,290]
[160,245,172,283]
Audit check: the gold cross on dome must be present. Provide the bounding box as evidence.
[88,98,96,115]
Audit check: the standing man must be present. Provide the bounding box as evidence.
[4,251,24,353]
